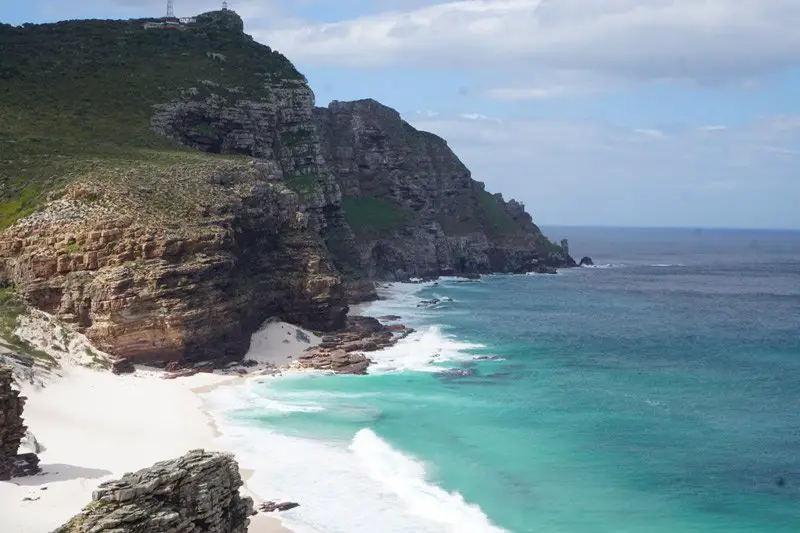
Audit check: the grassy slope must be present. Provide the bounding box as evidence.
[0,11,301,229]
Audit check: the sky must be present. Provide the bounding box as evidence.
[3,1,800,229]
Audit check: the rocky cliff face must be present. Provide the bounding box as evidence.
[0,365,40,480]
[56,450,252,533]
[0,9,574,368]
[314,99,573,279]
[0,161,346,365]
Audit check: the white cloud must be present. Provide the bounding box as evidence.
[634,128,666,139]
[485,86,574,101]
[406,113,800,228]
[265,0,800,84]
[459,113,490,120]
[698,125,728,132]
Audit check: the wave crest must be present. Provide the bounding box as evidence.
[350,429,509,532]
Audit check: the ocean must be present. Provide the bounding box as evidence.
[204,227,800,533]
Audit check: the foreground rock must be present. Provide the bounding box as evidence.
[0,365,40,480]
[56,450,252,533]
[297,316,412,374]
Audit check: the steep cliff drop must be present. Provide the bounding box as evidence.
[0,9,575,368]
[315,99,575,279]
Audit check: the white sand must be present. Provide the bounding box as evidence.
[246,318,321,366]
[0,319,313,532]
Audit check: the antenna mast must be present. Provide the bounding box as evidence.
[166,0,175,17]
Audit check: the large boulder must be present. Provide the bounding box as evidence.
[56,450,253,533]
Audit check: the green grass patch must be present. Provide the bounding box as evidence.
[0,286,57,367]
[342,196,414,240]
[284,174,319,197]
[0,10,304,219]
[474,191,519,240]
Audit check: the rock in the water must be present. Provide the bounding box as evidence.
[56,449,253,533]
[579,256,594,266]
[0,365,41,480]
[296,316,404,374]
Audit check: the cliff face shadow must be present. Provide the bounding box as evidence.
[9,464,113,486]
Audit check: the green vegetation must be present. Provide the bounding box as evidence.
[284,174,319,197]
[473,191,519,240]
[0,286,57,366]
[0,10,302,222]
[342,197,414,240]
[437,190,521,241]
[85,347,111,370]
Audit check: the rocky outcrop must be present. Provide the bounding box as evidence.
[342,279,379,304]
[579,256,594,266]
[0,365,40,480]
[314,99,574,279]
[57,450,252,533]
[297,316,411,374]
[0,163,346,366]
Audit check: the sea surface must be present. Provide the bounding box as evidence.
[205,227,800,533]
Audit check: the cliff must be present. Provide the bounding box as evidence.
[315,99,573,278]
[0,10,574,366]
[0,365,40,480]
[56,450,253,533]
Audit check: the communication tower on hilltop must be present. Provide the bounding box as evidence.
[222,1,229,10]
[166,0,175,17]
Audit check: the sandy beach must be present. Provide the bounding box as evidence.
[0,318,319,533]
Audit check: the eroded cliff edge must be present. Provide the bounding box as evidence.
[0,9,574,366]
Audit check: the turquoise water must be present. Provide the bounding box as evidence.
[207,228,800,533]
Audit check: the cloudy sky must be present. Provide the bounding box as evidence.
[4,1,800,229]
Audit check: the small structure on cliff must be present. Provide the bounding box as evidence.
[0,365,40,480]
[56,450,252,533]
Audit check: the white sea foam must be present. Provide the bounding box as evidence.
[368,325,484,374]
[580,263,626,269]
[349,429,509,532]
[204,384,507,533]
[202,280,506,533]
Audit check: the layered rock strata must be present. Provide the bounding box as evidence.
[0,164,346,366]
[297,316,411,374]
[56,450,252,533]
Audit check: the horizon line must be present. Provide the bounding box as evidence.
[541,224,800,232]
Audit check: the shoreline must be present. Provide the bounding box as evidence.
[0,301,384,532]
[0,318,327,533]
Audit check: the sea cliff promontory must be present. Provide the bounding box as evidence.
[0,9,575,368]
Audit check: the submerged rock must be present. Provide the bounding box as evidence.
[56,450,252,533]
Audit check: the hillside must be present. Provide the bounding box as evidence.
[0,10,575,366]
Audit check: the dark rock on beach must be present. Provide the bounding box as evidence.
[1,365,41,480]
[297,316,413,374]
[56,449,253,533]
[259,501,300,513]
